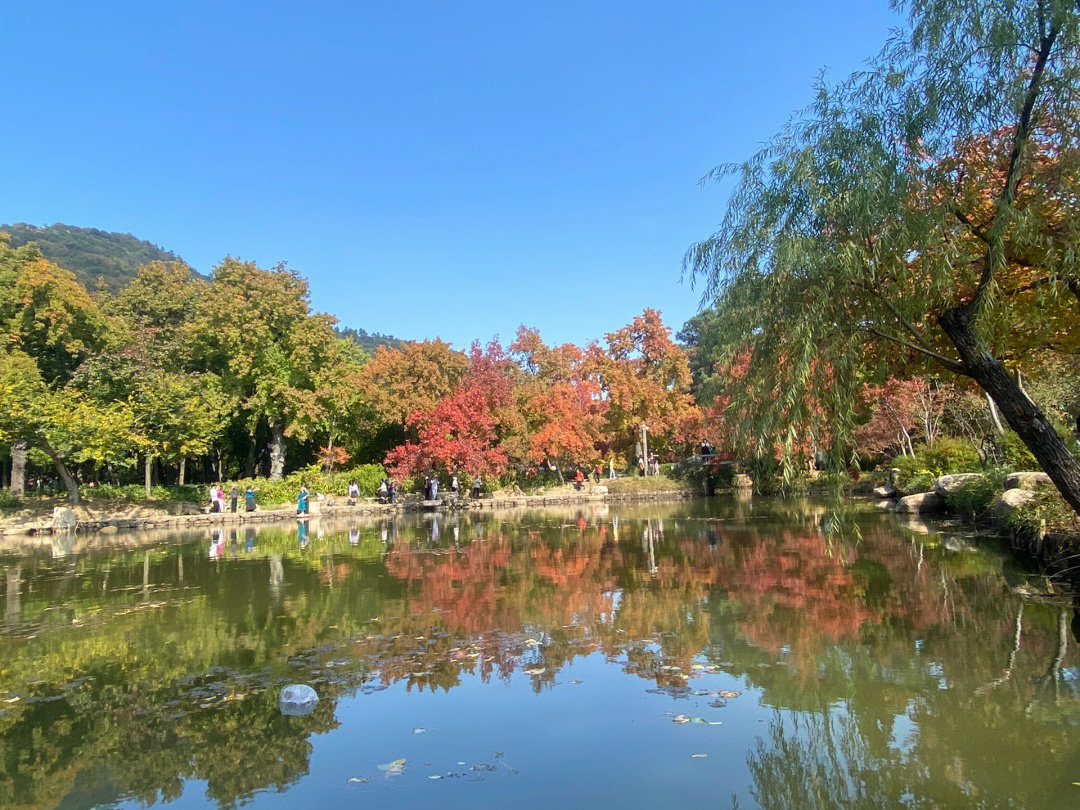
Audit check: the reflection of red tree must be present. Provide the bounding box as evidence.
[366,517,992,689]
[721,532,877,668]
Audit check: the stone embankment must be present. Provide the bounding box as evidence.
[1,485,704,538]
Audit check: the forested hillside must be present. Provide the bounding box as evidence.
[0,222,187,290]
[337,326,402,354]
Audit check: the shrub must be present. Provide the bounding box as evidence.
[229,464,386,506]
[995,431,1038,471]
[81,483,205,503]
[0,490,20,511]
[942,469,1006,518]
[891,437,981,493]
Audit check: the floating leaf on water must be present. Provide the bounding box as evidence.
[523,667,546,675]
[457,761,467,765]
[691,753,708,758]
[346,777,370,783]
[377,758,407,774]
[428,775,442,780]
[569,680,582,685]
[717,690,742,699]
[413,727,427,734]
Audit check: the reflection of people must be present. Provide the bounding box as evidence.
[297,486,309,515]
[297,520,308,547]
[349,528,360,545]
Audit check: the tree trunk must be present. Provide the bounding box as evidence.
[986,392,1007,435]
[145,455,153,499]
[43,445,80,505]
[940,307,1080,517]
[268,420,286,480]
[178,457,186,485]
[10,440,27,497]
[245,439,257,478]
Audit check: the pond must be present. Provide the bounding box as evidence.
[1,496,1078,809]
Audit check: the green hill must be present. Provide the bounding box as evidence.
[2,221,405,349]
[0,222,189,291]
[337,326,402,355]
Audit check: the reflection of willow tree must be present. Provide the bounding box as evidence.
[0,501,1077,808]
[748,611,1080,810]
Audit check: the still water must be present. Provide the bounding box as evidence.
[1,496,1078,809]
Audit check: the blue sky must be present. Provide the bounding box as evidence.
[1,1,900,348]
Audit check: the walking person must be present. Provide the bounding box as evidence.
[451,473,459,497]
[348,480,360,504]
[230,484,239,513]
[377,478,388,503]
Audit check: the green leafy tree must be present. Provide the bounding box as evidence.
[193,258,345,479]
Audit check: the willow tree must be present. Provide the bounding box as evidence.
[687,0,1080,515]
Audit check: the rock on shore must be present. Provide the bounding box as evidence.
[934,473,983,497]
[1003,471,1053,490]
[895,491,944,514]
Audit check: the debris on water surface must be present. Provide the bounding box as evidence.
[569,680,582,685]
[523,667,546,675]
[428,775,442,780]
[278,684,318,716]
[691,753,708,758]
[413,727,427,734]
[377,758,406,775]
[672,714,722,725]
[346,777,370,783]
[717,690,742,699]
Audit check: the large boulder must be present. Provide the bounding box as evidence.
[934,473,983,497]
[992,488,1037,521]
[894,491,944,514]
[1003,471,1052,490]
[872,485,897,499]
[874,499,895,511]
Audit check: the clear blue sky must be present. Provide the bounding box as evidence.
[1,1,900,349]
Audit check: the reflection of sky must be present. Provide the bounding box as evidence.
[117,652,769,810]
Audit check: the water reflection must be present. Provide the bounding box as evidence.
[0,498,1077,809]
